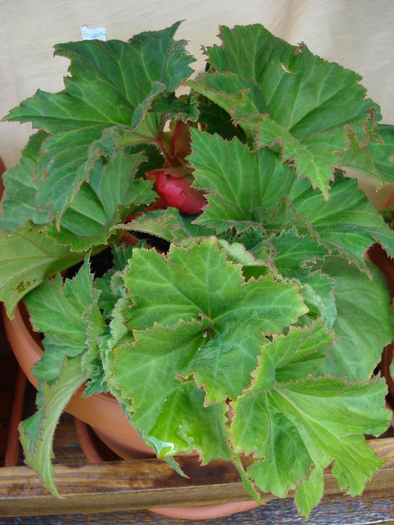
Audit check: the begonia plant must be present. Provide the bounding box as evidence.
[1,22,394,518]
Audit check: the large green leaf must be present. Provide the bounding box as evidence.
[4,23,194,222]
[189,130,394,267]
[231,322,391,517]
[108,237,307,459]
[109,318,232,461]
[313,258,393,381]
[286,175,394,267]
[0,225,85,317]
[201,24,381,197]
[121,237,307,334]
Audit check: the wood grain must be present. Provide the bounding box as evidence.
[0,437,393,517]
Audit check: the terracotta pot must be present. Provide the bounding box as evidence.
[3,302,258,519]
[3,303,155,458]
[74,418,258,520]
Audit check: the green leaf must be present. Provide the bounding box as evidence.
[108,237,307,460]
[314,258,393,381]
[189,130,394,267]
[203,24,381,197]
[256,229,336,326]
[123,207,217,244]
[123,208,193,243]
[288,176,394,266]
[365,124,394,184]
[0,131,50,231]
[122,237,308,334]
[131,87,199,131]
[0,225,86,317]
[148,383,231,463]
[4,23,194,221]
[231,329,391,517]
[82,290,108,397]
[188,71,267,134]
[19,356,87,496]
[256,117,347,198]
[258,321,335,385]
[94,243,134,319]
[109,317,232,461]
[43,149,155,252]
[24,256,99,383]
[182,319,267,404]
[189,130,296,233]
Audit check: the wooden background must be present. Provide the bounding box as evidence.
[1,0,394,206]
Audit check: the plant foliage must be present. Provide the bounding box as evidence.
[1,23,394,518]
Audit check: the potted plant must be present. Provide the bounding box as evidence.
[1,21,394,519]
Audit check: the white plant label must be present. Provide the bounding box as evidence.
[81,26,107,41]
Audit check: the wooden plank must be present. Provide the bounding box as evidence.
[0,437,393,517]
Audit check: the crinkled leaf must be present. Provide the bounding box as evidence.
[190,130,296,233]
[43,147,155,252]
[0,225,85,318]
[256,117,347,198]
[0,131,50,231]
[203,24,381,197]
[189,131,394,267]
[314,258,393,381]
[287,176,394,267]
[82,289,108,397]
[216,238,269,269]
[341,124,394,184]
[122,237,307,334]
[265,228,328,270]
[257,321,335,385]
[188,71,267,133]
[123,208,193,243]
[254,229,336,326]
[131,87,199,131]
[19,356,87,495]
[109,317,232,461]
[24,256,99,383]
[4,23,194,222]
[231,324,390,517]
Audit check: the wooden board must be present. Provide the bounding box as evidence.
[0,436,393,518]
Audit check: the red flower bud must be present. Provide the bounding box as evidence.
[154,171,206,215]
